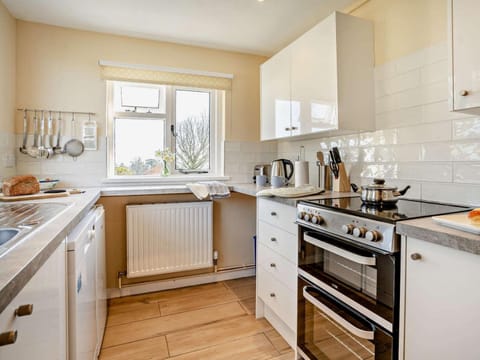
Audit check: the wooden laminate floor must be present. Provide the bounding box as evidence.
[100,276,294,360]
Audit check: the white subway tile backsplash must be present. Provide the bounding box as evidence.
[421,142,454,162]
[376,69,420,97]
[359,129,398,147]
[452,141,480,161]
[453,117,480,139]
[392,144,422,162]
[376,81,447,114]
[376,105,423,129]
[397,121,451,144]
[422,182,480,206]
[374,61,397,81]
[360,164,398,179]
[397,162,452,182]
[421,60,448,85]
[454,163,480,184]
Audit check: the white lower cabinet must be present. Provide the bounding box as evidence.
[401,236,480,359]
[256,198,297,349]
[0,240,67,359]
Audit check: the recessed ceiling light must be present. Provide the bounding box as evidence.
[258,0,265,2]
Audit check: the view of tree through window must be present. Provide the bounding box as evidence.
[175,90,210,172]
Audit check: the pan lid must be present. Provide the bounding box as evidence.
[361,178,397,191]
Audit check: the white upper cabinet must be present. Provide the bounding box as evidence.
[260,46,293,140]
[449,0,480,113]
[260,12,374,141]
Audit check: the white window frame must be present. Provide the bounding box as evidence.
[106,81,224,180]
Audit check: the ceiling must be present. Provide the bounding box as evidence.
[2,0,355,56]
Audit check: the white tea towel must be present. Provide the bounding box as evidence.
[186,181,231,200]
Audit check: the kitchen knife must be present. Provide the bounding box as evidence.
[329,150,339,178]
[332,147,342,163]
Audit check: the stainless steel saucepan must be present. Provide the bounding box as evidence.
[352,178,410,205]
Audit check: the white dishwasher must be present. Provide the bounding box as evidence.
[67,207,101,360]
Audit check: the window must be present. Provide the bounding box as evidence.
[107,81,223,177]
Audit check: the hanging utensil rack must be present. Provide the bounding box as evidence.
[17,108,96,159]
[17,108,95,116]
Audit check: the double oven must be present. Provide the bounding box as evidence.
[295,197,469,360]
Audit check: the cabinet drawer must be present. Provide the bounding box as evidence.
[258,220,298,264]
[257,243,297,291]
[257,268,297,330]
[258,199,297,235]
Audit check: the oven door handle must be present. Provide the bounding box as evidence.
[303,286,375,340]
[304,234,376,266]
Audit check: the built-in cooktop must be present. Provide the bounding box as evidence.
[300,196,470,224]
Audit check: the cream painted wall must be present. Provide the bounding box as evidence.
[0,2,16,180]
[346,0,446,65]
[15,21,267,142]
[0,2,15,133]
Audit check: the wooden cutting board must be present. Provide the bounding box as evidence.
[0,191,70,202]
[432,212,480,235]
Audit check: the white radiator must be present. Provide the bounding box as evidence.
[126,202,213,278]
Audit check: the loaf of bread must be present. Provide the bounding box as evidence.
[468,208,480,225]
[2,175,40,196]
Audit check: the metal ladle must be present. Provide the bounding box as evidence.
[26,110,40,158]
[63,112,84,160]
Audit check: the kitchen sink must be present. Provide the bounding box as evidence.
[0,228,20,246]
[0,202,70,257]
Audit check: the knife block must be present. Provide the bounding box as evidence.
[333,163,351,192]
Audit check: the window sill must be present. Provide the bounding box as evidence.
[101,174,230,187]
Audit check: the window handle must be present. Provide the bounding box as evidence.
[170,124,178,137]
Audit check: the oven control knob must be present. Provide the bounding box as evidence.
[303,214,311,222]
[341,224,355,234]
[297,211,305,220]
[353,227,367,238]
[311,215,323,225]
[366,230,382,242]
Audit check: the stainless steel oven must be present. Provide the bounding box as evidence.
[298,230,399,332]
[297,227,398,360]
[296,197,469,360]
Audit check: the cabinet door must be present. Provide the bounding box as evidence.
[260,46,292,140]
[291,14,338,135]
[451,0,480,111]
[403,237,480,359]
[0,240,66,360]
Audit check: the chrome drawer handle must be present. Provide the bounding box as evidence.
[303,286,374,340]
[0,331,17,347]
[304,234,376,266]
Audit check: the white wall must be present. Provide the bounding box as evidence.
[278,43,480,206]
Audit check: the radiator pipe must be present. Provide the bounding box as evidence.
[117,270,127,289]
[213,250,219,272]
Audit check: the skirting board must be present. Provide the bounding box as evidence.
[107,266,256,299]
